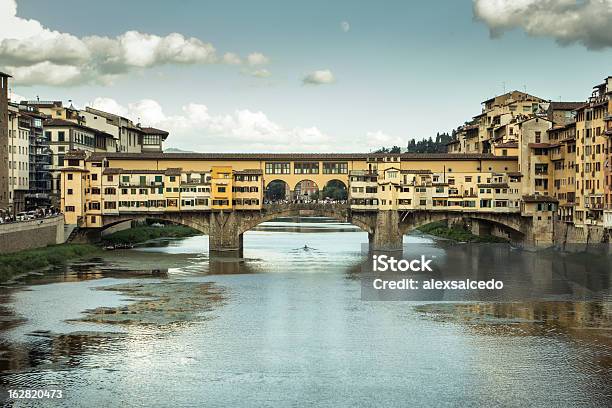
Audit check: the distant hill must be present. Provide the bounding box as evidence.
[164,147,194,153]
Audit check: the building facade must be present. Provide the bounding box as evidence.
[7,103,30,213]
[574,77,611,227]
[0,72,11,211]
[44,118,115,204]
[60,152,526,228]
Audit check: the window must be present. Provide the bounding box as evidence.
[535,131,541,143]
[67,174,73,180]
[122,176,130,183]
[155,175,162,183]
[65,206,75,212]
[169,176,176,182]
[294,162,319,174]
[322,162,348,174]
[142,135,161,145]
[265,162,291,174]
[67,188,73,195]
[58,131,65,142]
[104,202,117,209]
[218,186,226,193]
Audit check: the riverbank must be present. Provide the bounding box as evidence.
[418,221,508,243]
[102,225,200,244]
[0,244,99,282]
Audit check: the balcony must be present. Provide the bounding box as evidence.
[181,180,210,186]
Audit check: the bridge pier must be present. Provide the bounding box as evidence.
[369,210,403,252]
[209,211,243,257]
[521,215,554,250]
[469,219,491,237]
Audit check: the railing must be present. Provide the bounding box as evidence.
[119,181,164,188]
[181,180,210,186]
[263,201,349,212]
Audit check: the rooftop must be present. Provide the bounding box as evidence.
[234,169,263,175]
[495,142,518,148]
[86,152,518,162]
[548,101,585,111]
[44,118,114,138]
[522,195,558,203]
[141,127,170,139]
[478,183,509,189]
[65,150,88,159]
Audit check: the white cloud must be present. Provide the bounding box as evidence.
[363,131,404,150]
[247,52,270,66]
[9,90,28,103]
[473,0,612,50]
[250,69,271,78]
[91,97,333,152]
[6,62,84,86]
[222,52,242,65]
[302,69,335,85]
[340,21,350,32]
[90,97,130,117]
[0,0,269,85]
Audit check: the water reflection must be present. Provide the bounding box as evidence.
[0,218,610,407]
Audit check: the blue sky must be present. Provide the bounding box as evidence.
[2,0,612,152]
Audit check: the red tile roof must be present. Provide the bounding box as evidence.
[86,152,518,162]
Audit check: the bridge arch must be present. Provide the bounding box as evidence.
[321,179,348,201]
[100,213,210,235]
[294,179,319,200]
[265,179,291,201]
[237,204,374,235]
[398,211,526,242]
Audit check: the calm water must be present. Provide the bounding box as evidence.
[0,217,611,407]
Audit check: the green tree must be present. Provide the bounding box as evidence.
[321,180,347,200]
[265,181,288,200]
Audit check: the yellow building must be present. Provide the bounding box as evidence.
[548,122,577,223]
[517,117,554,197]
[233,169,263,209]
[60,152,523,228]
[574,77,611,226]
[210,166,233,210]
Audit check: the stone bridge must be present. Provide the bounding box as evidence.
[99,203,550,254]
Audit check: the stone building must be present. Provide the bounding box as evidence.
[574,77,611,227]
[548,122,577,223]
[7,103,30,213]
[0,72,11,211]
[44,118,115,204]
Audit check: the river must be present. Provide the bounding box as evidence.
[0,217,611,407]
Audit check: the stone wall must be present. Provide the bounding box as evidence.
[553,221,611,254]
[0,215,65,254]
[100,220,133,237]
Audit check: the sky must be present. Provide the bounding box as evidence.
[1,0,612,152]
